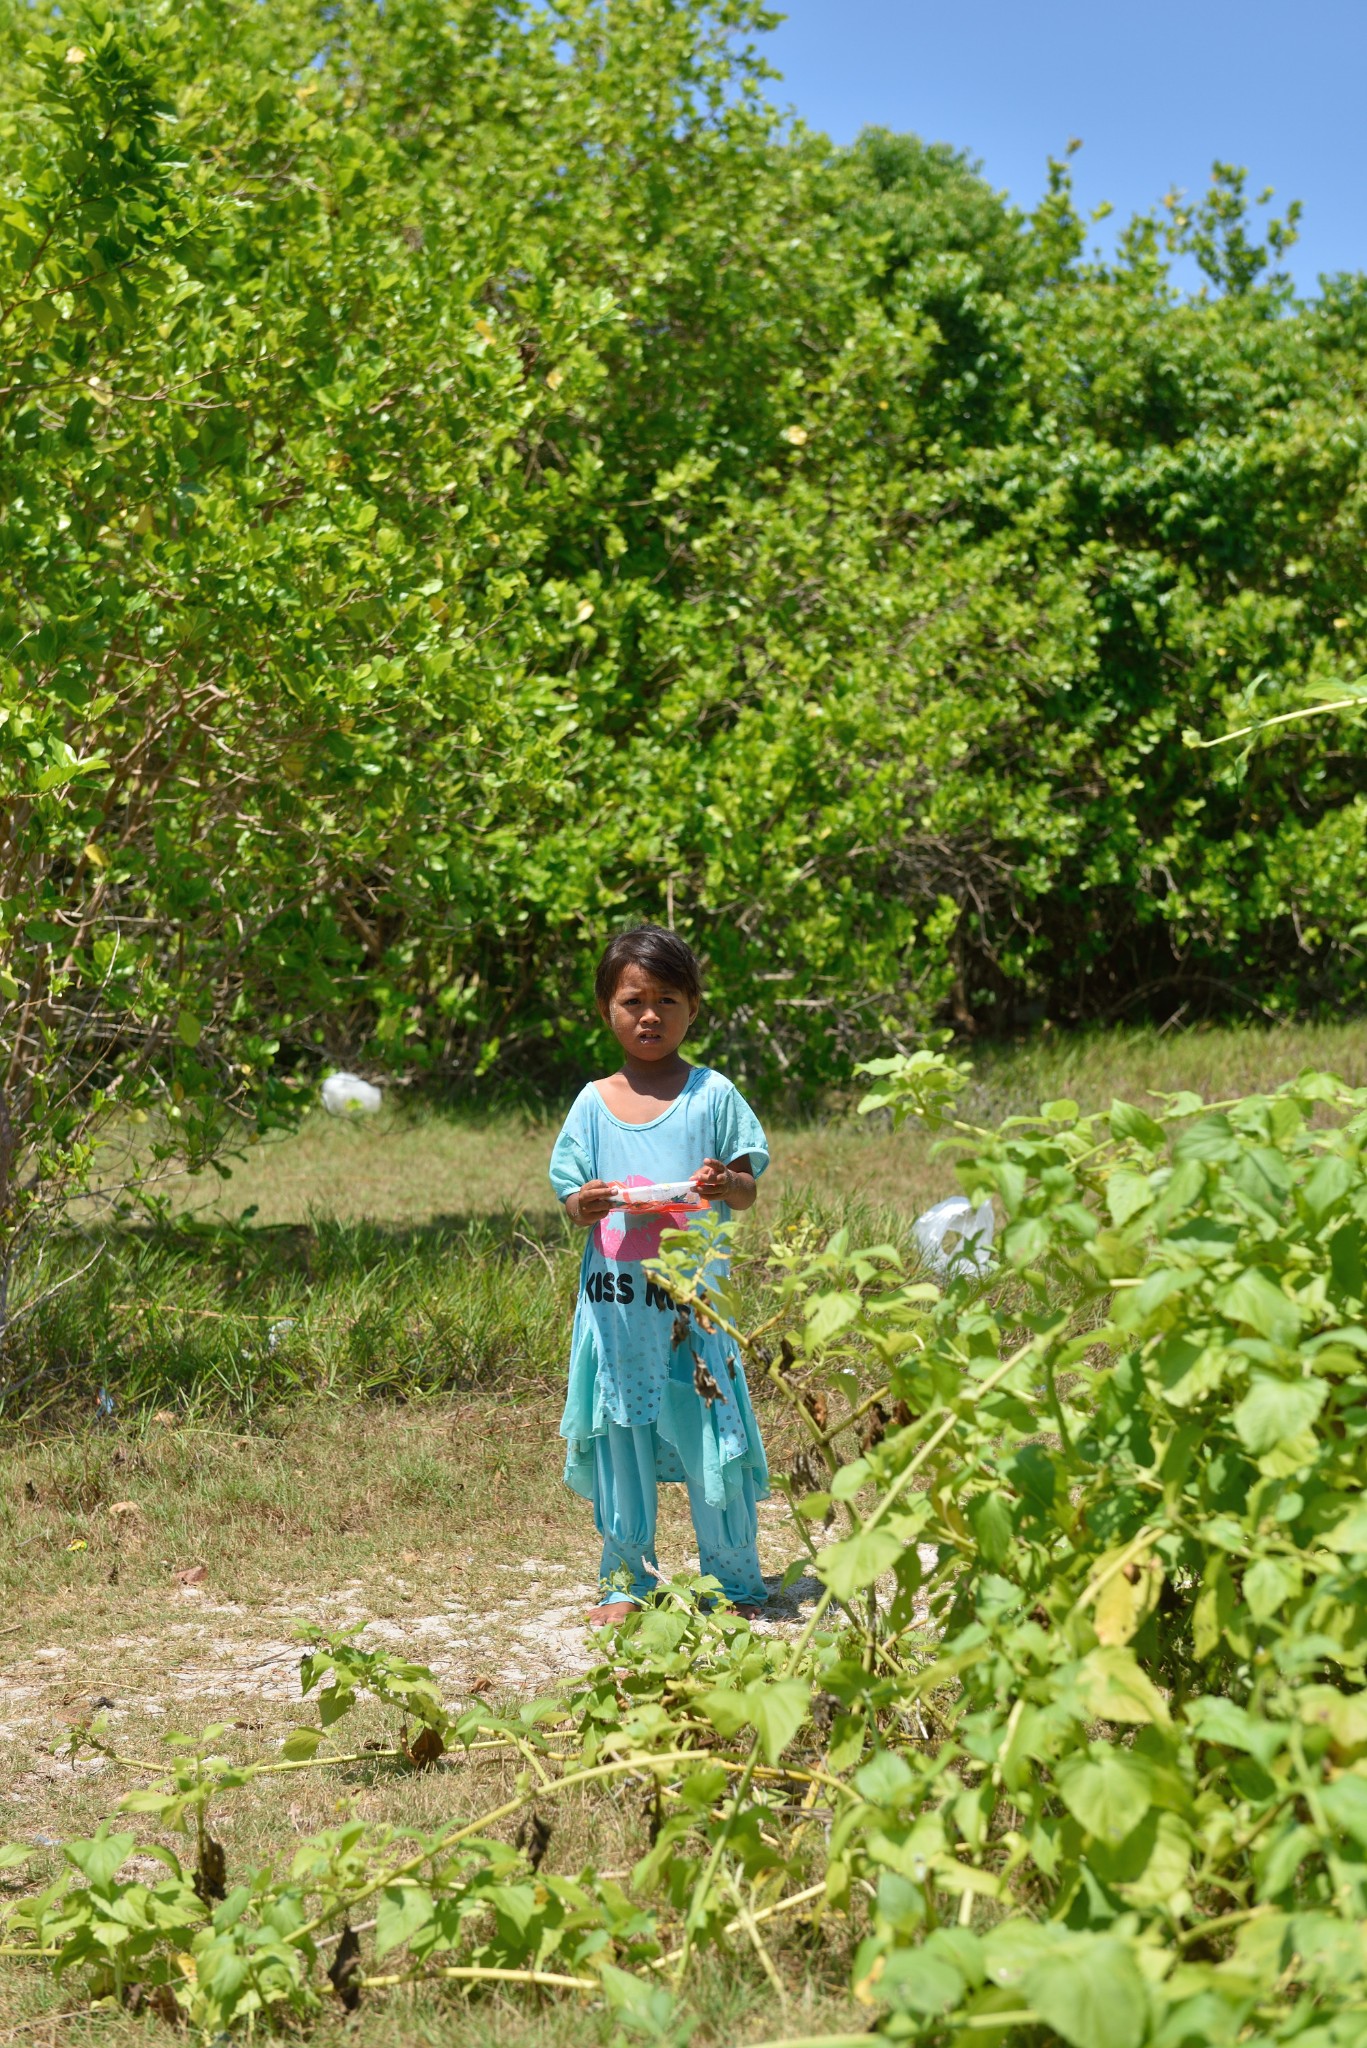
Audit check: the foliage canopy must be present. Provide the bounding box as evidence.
[0,0,1364,1221]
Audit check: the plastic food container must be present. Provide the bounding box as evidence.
[606,1181,709,1214]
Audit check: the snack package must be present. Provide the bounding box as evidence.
[606,1180,709,1214]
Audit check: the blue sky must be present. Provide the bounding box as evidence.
[753,0,1365,296]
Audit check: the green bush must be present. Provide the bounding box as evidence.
[10,1054,1367,2042]
[2,0,1366,1227]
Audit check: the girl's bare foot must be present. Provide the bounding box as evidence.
[732,1604,766,1620]
[588,1600,635,1627]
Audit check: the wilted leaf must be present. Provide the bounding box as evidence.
[858,1401,889,1453]
[801,1386,829,1431]
[516,1812,551,1871]
[1093,1555,1163,1646]
[405,1725,445,1770]
[328,1924,362,2010]
[193,1834,228,1905]
[692,1356,723,1406]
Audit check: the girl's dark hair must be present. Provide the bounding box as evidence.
[595,924,702,1010]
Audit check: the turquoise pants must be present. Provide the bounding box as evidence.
[592,1420,766,1607]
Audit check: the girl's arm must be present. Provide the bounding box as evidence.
[693,1156,758,1212]
[566,1179,615,1227]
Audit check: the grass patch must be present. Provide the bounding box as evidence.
[16,1016,1356,1425]
[96,1017,1367,1232]
[5,1218,579,1426]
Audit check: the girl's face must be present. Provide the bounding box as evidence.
[600,962,698,1064]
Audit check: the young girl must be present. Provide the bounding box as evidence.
[549,925,771,1626]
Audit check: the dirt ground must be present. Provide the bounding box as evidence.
[0,1404,877,2047]
[0,1513,826,1764]
[0,1401,855,1857]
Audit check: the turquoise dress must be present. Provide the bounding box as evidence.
[549,1066,771,1605]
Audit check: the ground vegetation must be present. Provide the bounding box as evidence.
[5,1031,1367,2042]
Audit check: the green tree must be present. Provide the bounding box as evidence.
[2,0,1365,1212]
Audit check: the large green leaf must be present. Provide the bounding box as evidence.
[1318,1775,1367,1851]
[1232,1373,1326,1454]
[878,1932,975,2015]
[1054,1748,1156,1845]
[1243,1557,1302,1623]
[1218,1270,1303,1349]
[700,1677,812,1762]
[1106,1167,1155,1226]
[1109,1101,1165,1151]
[817,1525,905,1601]
[744,1679,811,1765]
[65,1830,136,1892]
[1074,1646,1170,1726]
[968,1489,1014,1566]
[375,1882,435,1959]
[1022,1935,1148,2048]
[806,1292,861,1344]
[697,1687,751,1740]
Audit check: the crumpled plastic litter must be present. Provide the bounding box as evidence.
[912,1196,995,1279]
[607,1180,709,1213]
[321,1071,382,1116]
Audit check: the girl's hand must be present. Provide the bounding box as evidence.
[567,1179,615,1227]
[692,1157,758,1211]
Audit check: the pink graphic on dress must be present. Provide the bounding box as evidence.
[594,1176,705,1264]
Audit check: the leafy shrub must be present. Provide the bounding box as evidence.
[8,1054,1367,2042]
[3,0,1366,1252]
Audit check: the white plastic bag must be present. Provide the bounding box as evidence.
[321,1071,382,1116]
[607,1180,708,1213]
[912,1196,995,1279]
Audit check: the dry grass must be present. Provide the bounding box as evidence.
[0,1402,827,2044]
[145,1016,1367,1231]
